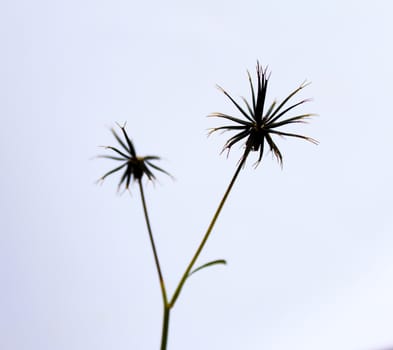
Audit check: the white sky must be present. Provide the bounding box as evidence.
[1,0,393,349]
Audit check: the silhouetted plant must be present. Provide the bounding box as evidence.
[98,62,317,350]
[98,123,172,190]
[209,61,318,166]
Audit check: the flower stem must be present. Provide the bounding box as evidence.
[138,179,168,305]
[139,148,249,349]
[160,305,171,350]
[170,150,250,307]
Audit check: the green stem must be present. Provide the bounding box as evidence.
[160,305,170,350]
[138,179,168,305]
[170,150,250,307]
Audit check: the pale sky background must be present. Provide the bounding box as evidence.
[1,0,393,349]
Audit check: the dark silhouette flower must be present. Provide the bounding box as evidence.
[209,62,318,166]
[98,123,172,190]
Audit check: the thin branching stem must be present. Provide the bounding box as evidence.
[169,148,251,307]
[138,179,168,305]
[138,179,171,349]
